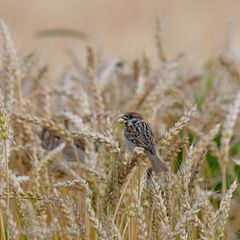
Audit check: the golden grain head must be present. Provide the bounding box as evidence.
[0,19,239,240]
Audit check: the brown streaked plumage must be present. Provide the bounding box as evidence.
[118,112,168,173]
[40,127,86,163]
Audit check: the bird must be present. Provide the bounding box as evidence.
[40,127,86,163]
[118,112,168,173]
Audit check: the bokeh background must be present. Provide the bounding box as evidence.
[1,0,240,75]
[0,1,240,239]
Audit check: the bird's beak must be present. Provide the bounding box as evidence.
[118,116,127,124]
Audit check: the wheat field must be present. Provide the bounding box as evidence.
[0,19,239,240]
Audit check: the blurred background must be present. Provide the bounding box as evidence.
[1,0,240,75]
[0,1,240,239]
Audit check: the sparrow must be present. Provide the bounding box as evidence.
[40,127,85,163]
[118,112,168,173]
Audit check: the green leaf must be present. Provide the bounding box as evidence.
[35,28,93,40]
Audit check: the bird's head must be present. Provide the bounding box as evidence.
[118,112,143,126]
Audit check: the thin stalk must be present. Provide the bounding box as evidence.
[0,208,6,240]
[121,218,129,240]
[84,192,90,240]
[130,216,136,240]
[4,141,9,210]
[130,178,137,240]
[138,167,141,199]
[119,210,127,231]
[148,203,155,240]
[113,167,136,221]
[222,167,226,196]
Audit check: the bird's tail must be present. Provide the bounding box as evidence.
[145,150,168,173]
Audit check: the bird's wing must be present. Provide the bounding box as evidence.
[125,121,155,151]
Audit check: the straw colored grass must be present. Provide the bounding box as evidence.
[0,19,239,240]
